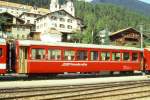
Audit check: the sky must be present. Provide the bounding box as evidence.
[139,0,150,4]
[85,0,150,4]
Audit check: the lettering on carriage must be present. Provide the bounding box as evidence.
[123,65,131,70]
[62,63,87,67]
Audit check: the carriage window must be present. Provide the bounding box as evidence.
[91,51,98,61]
[48,49,61,60]
[77,50,88,61]
[32,49,45,60]
[101,52,110,61]
[0,48,2,57]
[112,52,121,61]
[64,50,75,61]
[123,52,130,61]
[132,53,138,61]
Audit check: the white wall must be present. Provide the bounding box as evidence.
[20,14,41,24]
[36,11,81,34]
[40,33,62,42]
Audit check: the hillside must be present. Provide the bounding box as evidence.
[92,0,150,16]
[74,1,150,44]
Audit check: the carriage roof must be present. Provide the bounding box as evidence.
[17,40,142,51]
[0,38,6,45]
[145,47,150,51]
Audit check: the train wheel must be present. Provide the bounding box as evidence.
[127,71,134,75]
[120,71,126,75]
[50,74,57,78]
[145,70,150,74]
[110,71,114,75]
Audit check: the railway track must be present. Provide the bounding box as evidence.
[1,80,150,100]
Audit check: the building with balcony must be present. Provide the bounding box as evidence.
[36,9,83,42]
[110,27,145,46]
[0,12,32,39]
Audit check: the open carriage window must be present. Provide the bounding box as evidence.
[112,52,121,61]
[64,50,75,61]
[77,50,88,61]
[101,52,110,61]
[132,52,138,61]
[48,49,61,60]
[123,52,130,61]
[32,49,45,60]
[90,51,98,61]
[0,48,2,57]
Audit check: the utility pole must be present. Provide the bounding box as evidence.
[140,25,143,50]
[92,30,94,44]
[105,25,110,45]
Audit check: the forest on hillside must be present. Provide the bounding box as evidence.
[74,1,150,44]
[1,0,150,45]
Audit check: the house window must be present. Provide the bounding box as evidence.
[55,23,57,27]
[22,35,25,39]
[58,12,63,15]
[67,19,72,23]
[22,27,25,31]
[51,16,57,20]
[67,25,72,29]
[36,26,39,29]
[60,24,65,28]
[60,18,65,22]
[44,23,46,27]
[17,34,19,39]
[17,27,20,31]
[27,20,30,24]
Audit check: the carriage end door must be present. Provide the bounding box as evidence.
[19,47,28,73]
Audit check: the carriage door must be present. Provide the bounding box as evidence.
[19,47,28,73]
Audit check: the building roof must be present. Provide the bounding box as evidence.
[145,47,150,51]
[0,12,25,23]
[36,9,81,20]
[19,12,43,17]
[17,40,142,51]
[0,1,49,15]
[110,27,140,36]
[0,0,32,10]
[110,27,147,38]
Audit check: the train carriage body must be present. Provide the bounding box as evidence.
[0,38,7,74]
[15,40,142,74]
[144,48,150,71]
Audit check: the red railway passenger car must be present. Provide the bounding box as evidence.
[0,38,7,74]
[144,48,150,72]
[14,40,142,75]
